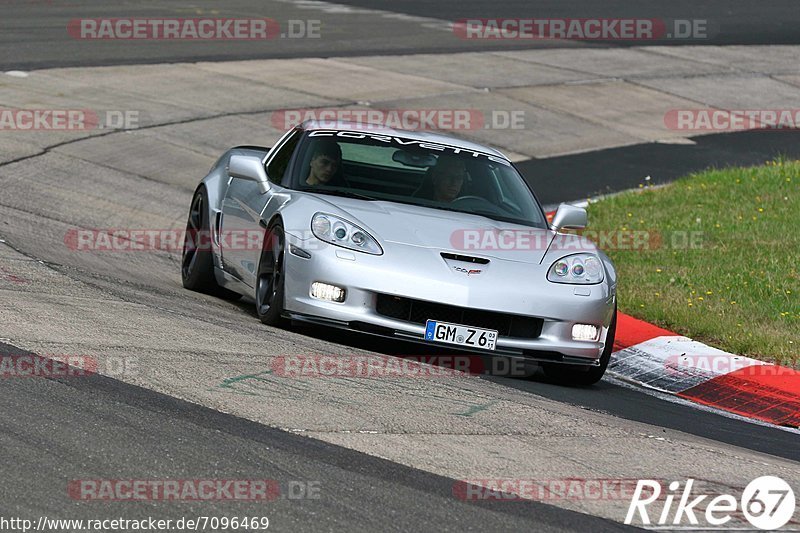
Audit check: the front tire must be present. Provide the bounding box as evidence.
[542,307,617,386]
[181,186,240,300]
[255,220,287,326]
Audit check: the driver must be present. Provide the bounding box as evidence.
[305,140,343,186]
[430,155,467,202]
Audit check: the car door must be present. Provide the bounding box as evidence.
[220,130,302,287]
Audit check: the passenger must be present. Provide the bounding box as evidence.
[429,155,467,202]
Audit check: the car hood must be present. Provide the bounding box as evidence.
[303,194,569,265]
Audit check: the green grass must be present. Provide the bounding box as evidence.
[585,158,799,365]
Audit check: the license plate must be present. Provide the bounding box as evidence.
[424,320,497,351]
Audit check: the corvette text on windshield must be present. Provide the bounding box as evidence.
[308,129,512,166]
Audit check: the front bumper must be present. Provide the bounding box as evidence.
[282,236,616,366]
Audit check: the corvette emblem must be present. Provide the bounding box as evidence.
[453,266,482,276]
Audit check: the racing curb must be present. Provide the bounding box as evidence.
[609,314,799,429]
[544,210,799,428]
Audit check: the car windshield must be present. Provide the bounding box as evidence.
[289,129,547,228]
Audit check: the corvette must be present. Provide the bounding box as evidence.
[181,121,617,384]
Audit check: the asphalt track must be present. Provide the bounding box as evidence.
[301,327,800,462]
[4,0,800,70]
[0,343,629,532]
[520,130,800,205]
[333,0,800,45]
[1,115,797,528]
[1,1,799,531]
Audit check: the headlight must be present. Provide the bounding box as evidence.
[311,213,382,255]
[547,254,604,284]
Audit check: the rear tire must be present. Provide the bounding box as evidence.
[542,307,616,386]
[181,186,241,300]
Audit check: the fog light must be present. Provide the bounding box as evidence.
[572,324,599,341]
[311,282,346,303]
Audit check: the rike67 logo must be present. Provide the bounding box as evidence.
[626,476,796,530]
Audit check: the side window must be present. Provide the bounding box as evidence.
[266,130,301,182]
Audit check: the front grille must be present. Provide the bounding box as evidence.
[375,294,543,339]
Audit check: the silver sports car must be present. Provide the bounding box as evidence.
[181,121,617,384]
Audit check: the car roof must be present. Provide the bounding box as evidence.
[299,119,510,160]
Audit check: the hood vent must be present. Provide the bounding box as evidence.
[440,252,490,265]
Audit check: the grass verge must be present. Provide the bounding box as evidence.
[585,158,798,365]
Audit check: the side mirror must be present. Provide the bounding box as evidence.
[551,203,587,231]
[229,154,270,194]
